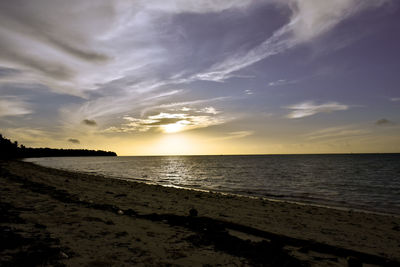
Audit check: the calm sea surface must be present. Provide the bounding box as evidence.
[25,154,400,214]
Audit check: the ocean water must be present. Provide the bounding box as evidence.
[25,154,400,214]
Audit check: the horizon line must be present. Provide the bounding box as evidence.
[116,152,400,157]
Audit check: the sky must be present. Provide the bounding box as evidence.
[0,0,399,155]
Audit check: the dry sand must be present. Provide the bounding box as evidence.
[1,160,399,266]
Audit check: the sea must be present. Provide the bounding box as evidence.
[24,154,400,215]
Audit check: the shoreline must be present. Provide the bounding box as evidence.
[141,183,400,218]
[122,180,400,219]
[1,160,400,266]
[25,158,400,218]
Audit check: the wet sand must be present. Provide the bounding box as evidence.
[1,160,399,266]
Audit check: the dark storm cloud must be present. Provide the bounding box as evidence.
[82,119,97,126]
[67,138,80,144]
[375,119,394,126]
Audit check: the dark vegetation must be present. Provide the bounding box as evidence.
[0,134,116,159]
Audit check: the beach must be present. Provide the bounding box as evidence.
[1,160,399,266]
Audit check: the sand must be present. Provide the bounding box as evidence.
[1,160,399,266]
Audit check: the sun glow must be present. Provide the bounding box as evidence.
[161,120,190,133]
[154,134,194,155]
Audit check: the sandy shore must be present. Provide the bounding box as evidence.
[1,160,399,266]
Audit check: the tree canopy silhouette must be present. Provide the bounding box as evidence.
[0,134,117,159]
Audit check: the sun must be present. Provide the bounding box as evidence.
[161,120,190,133]
[162,123,185,133]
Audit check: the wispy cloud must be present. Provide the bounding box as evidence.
[0,66,20,78]
[143,90,183,101]
[82,119,97,126]
[0,1,116,96]
[305,126,370,141]
[213,131,254,141]
[104,108,226,134]
[199,107,219,115]
[268,79,299,87]
[190,23,294,82]
[390,97,400,102]
[285,101,349,119]
[143,0,253,13]
[59,88,184,127]
[269,79,288,87]
[142,96,231,116]
[375,118,394,126]
[2,1,387,112]
[0,0,257,97]
[0,0,391,99]
[67,138,80,144]
[0,97,32,117]
[157,97,231,109]
[192,0,390,82]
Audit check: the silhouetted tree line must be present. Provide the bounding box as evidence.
[0,134,117,159]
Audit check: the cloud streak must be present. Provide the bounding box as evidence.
[192,0,390,82]
[305,126,370,141]
[104,107,225,134]
[82,119,97,126]
[0,0,116,96]
[285,101,348,119]
[268,79,300,87]
[375,118,394,126]
[0,97,32,117]
[1,0,387,99]
[213,131,254,141]
[0,66,20,77]
[68,138,80,144]
[1,0,388,118]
